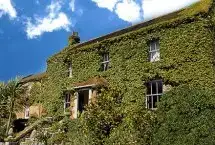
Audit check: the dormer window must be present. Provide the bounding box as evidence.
[101,53,109,71]
[149,40,160,62]
[68,62,72,78]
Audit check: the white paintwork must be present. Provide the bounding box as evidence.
[89,89,93,103]
[72,92,78,119]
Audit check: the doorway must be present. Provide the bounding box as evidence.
[78,90,89,113]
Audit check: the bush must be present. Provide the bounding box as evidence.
[67,88,155,145]
[153,85,215,145]
[80,88,123,144]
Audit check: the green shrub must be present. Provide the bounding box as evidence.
[80,88,123,144]
[106,108,156,145]
[66,88,155,145]
[154,85,215,145]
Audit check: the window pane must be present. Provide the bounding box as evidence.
[150,51,160,62]
[146,80,163,109]
[103,53,109,61]
[65,93,70,103]
[157,81,163,94]
[155,41,160,50]
[148,96,152,109]
[150,41,156,51]
[152,81,157,94]
[153,95,158,108]
[103,62,109,71]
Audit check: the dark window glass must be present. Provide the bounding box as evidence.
[146,80,163,109]
[148,96,152,109]
[152,81,157,94]
[78,90,89,113]
[153,95,157,108]
[158,81,163,94]
[150,41,156,51]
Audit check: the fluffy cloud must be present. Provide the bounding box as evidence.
[115,0,142,23]
[91,0,141,23]
[91,0,120,11]
[92,0,200,23]
[26,1,71,39]
[69,0,75,12]
[142,0,200,21]
[0,0,17,19]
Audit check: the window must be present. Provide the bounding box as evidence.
[101,53,109,71]
[24,107,30,119]
[149,40,160,62]
[68,62,72,78]
[64,92,71,112]
[146,80,163,109]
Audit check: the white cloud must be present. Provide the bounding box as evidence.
[115,0,142,23]
[91,0,120,11]
[92,0,141,23]
[69,0,75,12]
[142,0,200,21]
[26,1,71,39]
[92,0,200,23]
[0,0,17,19]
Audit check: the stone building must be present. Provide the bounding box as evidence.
[15,73,46,119]
[41,0,215,119]
[6,0,215,143]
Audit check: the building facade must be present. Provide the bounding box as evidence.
[35,0,215,118]
[16,73,46,119]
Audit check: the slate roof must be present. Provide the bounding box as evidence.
[19,72,46,83]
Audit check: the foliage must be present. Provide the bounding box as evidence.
[41,1,215,116]
[29,82,45,105]
[0,78,26,138]
[106,105,156,145]
[0,82,9,140]
[41,88,155,145]
[153,85,215,145]
[27,0,215,144]
[80,89,123,144]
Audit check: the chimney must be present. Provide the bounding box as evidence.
[68,31,80,46]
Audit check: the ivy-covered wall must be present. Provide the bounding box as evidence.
[40,0,215,116]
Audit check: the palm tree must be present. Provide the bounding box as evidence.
[0,78,26,136]
[0,82,9,140]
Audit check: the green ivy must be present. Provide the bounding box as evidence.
[29,1,215,144]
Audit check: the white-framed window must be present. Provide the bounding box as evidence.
[24,107,30,119]
[68,62,72,78]
[149,40,160,62]
[101,53,109,71]
[146,80,163,110]
[64,92,71,112]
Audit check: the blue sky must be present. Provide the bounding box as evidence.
[0,0,200,81]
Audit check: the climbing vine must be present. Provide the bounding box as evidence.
[29,0,215,144]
